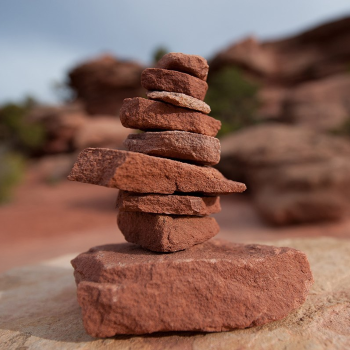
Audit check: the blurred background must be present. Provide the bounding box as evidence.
[1,0,350,272]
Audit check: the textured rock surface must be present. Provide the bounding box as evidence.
[157,52,209,81]
[218,124,350,224]
[117,211,219,252]
[1,237,350,349]
[71,239,313,336]
[124,131,220,165]
[147,91,211,114]
[68,148,246,195]
[116,191,221,216]
[141,68,208,100]
[120,97,219,136]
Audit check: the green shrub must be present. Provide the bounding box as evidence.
[0,97,46,154]
[0,150,25,204]
[152,46,169,65]
[205,67,260,136]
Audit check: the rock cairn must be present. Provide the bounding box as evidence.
[68,53,313,338]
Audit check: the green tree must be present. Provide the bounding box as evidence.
[205,67,260,136]
[152,46,169,65]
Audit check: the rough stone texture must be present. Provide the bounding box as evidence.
[71,239,313,337]
[157,52,209,81]
[120,97,219,136]
[68,148,246,195]
[147,91,211,114]
[141,68,208,100]
[1,237,350,349]
[116,191,221,216]
[117,211,219,252]
[124,131,220,165]
[217,124,350,224]
[68,54,145,115]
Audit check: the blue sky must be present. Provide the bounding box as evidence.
[1,0,350,104]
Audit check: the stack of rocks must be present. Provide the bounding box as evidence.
[68,53,313,338]
[116,53,244,252]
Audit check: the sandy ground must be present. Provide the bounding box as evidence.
[1,168,350,272]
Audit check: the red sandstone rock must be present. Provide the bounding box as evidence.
[117,211,219,252]
[120,97,218,136]
[124,131,220,165]
[67,148,246,195]
[157,52,209,81]
[116,191,221,216]
[141,68,208,100]
[71,239,314,337]
[68,54,145,115]
[147,91,211,114]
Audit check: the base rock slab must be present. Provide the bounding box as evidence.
[71,239,313,337]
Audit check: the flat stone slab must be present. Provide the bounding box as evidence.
[120,97,220,136]
[147,91,211,114]
[67,148,246,195]
[117,211,219,252]
[116,191,221,216]
[1,237,350,349]
[141,68,208,100]
[157,52,209,81]
[71,239,313,337]
[124,131,221,165]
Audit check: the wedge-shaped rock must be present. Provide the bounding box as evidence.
[147,91,211,114]
[116,191,221,216]
[141,68,208,100]
[124,131,220,165]
[117,211,219,252]
[71,239,314,337]
[157,52,209,81]
[67,148,246,195]
[120,97,219,136]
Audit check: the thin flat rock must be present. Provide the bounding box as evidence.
[141,68,208,100]
[157,52,209,81]
[120,97,219,136]
[124,131,221,165]
[116,191,221,216]
[67,148,246,195]
[147,91,211,114]
[71,239,314,337]
[117,211,219,252]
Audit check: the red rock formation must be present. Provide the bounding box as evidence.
[68,54,145,115]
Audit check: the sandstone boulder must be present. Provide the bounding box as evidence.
[218,124,350,224]
[71,239,313,337]
[1,237,349,349]
[68,54,145,115]
[73,117,131,150]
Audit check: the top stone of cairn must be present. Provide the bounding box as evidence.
[157,52,209,81]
